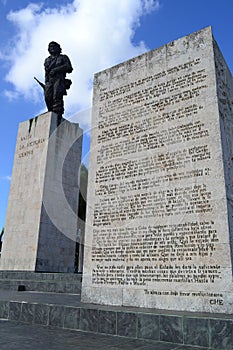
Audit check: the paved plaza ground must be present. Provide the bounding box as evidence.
[0,320,210,350]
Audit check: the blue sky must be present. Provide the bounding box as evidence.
[0,0,233,231]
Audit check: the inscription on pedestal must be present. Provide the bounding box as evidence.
[82,27,233,313]
[18,134,45,158]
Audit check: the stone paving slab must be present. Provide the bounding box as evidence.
[0,320,210,350]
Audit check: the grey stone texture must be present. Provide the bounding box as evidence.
[82,26,233,313]
[116,312,137,338]
[0,287,232,349]
[137,313,160,340]
[79,308,98,332]
[160,315,183,344]
[183,317,209,347]
[0,271,82,294]
[34,303,49,325]
[98,310,116,335]
[1,320,204,350]
[0,113,83,272]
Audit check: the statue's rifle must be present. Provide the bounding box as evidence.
[34,77,45,90]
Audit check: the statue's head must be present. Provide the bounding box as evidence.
[48,41,62,55]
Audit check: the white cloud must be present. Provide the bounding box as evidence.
[143,0,160,12]
[3,89,20,101]
[1,176,11,181]
[1,0,160,129]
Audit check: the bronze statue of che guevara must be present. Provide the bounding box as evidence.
[35,41,73,117]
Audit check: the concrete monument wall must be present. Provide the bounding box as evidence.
[0,112,83,272]
[81,27,233,313]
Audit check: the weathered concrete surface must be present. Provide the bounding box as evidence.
[0,113,83,272]
[82,27,233,313]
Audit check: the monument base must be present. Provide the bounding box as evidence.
[0,112,83,272]
[0,285,232,349]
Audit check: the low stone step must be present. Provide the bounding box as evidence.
[0,279,81,293]
[0,290,231,349]
[0,271,82,282]
[0,271,82,293]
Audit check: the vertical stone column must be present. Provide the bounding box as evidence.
[0,112,83,272]
[82,27,233,313]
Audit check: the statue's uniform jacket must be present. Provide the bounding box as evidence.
[44,54,73,115]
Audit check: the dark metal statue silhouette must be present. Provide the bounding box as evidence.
[35,41,73,117]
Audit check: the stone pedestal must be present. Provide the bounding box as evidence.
[81,27,233,313]
[0,112,83,272]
